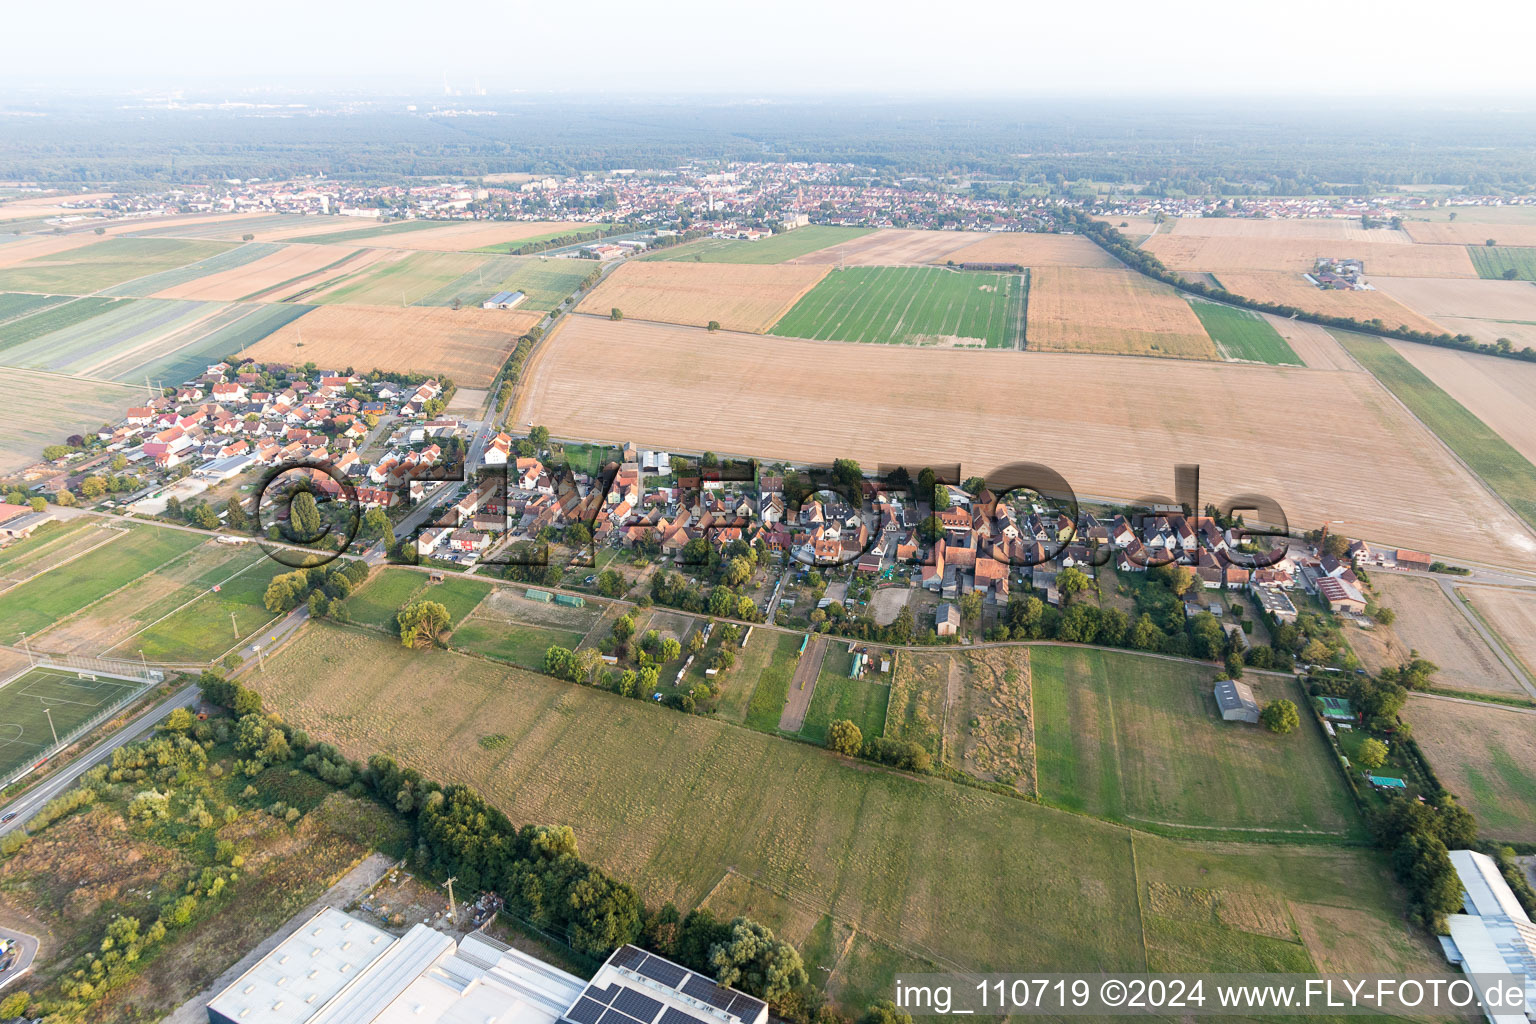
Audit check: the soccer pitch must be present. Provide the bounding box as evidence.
[0,666,147,781]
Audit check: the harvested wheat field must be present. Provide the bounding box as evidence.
[937,233,1118,268]
[1460,586,1536,681]
[151,244,360,301]
[1096,216,1161,241]
[1383,342,1536,465]
[0,191,114,223]
[516,316,1536,568]
[1213,272,1446,335]
[1403,695,1536,843]
[1428,317,1536,351]
[787,229,986,266]
[1366,574,1524,697]
[1026,267,1217,359]
[245,304,537,387]
[0,232,110,268]
[576,261,829,333]
[1144,235,1478,278]
[1403,220,1536,247]
[1371,276,1536,322]
[333,220,589,253]
[1165,218,1413,244]
[1265,316,1358,371]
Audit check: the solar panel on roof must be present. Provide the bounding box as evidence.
[586,984,621,1005]
[682,975,736,1012]
[599,1008,641,1024]
[612,946,648,970]
[727,992,765,1019]
[636,956,688,988]
[569,998,607,1024]
[659,1008,704,1024]
[614,987,664,1022]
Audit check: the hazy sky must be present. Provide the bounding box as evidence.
[6,0,1536,98]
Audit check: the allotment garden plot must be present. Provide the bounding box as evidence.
[769,265,1025,347]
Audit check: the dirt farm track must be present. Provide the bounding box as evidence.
[516,316,1536,569]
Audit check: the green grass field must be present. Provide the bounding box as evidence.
[472,224,622,255]
[1031,646,1360,838]
[0,298,215,375]
[1188,298,1301,365]
[0,519,96,578]
[0,667,147,779]
[0,528,207,639]
[0,296,131,352]
[643,226,872,265]
[1467,245,1536,281]
[253,625,1445,1004]
[111,302,315,384]
[1336,331,1536,531]
[452,620,585,670]
[0,238,236,295]
[769,266,1025,348]
[414,256,592,310]
[336,567,429,630]
[744,633,806,732]
[313,251,489,306]
[713,630,799,724]
[107,555,286,663]
[0,292,72,325]
[797,646,890,745]
[110,241,284,297]
[421,576,492,623]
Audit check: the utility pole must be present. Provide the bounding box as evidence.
[442,876,458,926]
[232,610,239,640]
[43,707,58,748]
[255,644,265,673]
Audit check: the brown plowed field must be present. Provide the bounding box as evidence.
[1384,341,1536,464]
[1212,272,1447,335]
[576,261,830,333]
[1026,267,1217,359]
[1371,276,1536,322]
[937,233,1118,268]
[1144,236,1477,278]
[151,244,360,301]
[1403,222,1536,247]
[786,229,986,266]
[1460,586,1536,681]
[1264,315,1358,371]
[245,304,537,386]
[1165,218,1413,244]
[515,316,1536,568]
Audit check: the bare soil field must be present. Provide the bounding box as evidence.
[245,304,536,386]
[1144,236,1477,278]
[330,220,588,252]
[1098,216,1162,242]
[1212,272,1447,335]
[1165,218,1413,244]
[0,192,114,223]
[786,229,987,266]
[1428,316,1536,350]
[1367,574,1524,697]
[576,261,830,333]
[1371,276,1536,322]
[1460,586,1536,681]
[0,233,109,268]
[151,244,359,301]
[937,233,1118,268]
[516,316,1536,568]
[1383,341,1536,465]
[1264,315,1358,371]
[1026,267,1218,359]
[1403,222,1536,247]
[1402,695,1536,843]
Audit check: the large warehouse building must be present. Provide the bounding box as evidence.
[206,908,768,1024]
[1440,850,1536,1024]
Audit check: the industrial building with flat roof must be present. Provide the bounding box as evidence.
[1440,850,1536,1024]
[208,911,768,1024]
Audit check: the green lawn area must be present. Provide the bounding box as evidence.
[313,251,488,306]
[743,632,805,732]
[254,625,1446,1008]
[770,265,1025,348]
[0,238,236,294]
[0,297,132,352]
[451,620,584,670]
[0,527,206,638]
[0,667,146,779]
[422,576,493,623]
[1188,298,1301,365]
[0,518,94,575]
[798,646,890,745]
[108,556,285,663]
[710,629,794,723]
[643,226,872,265]
[336,567,428,630]
[1336,331,1536,531]
[1467,245,1536,281]
[1031,646,1361,838]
